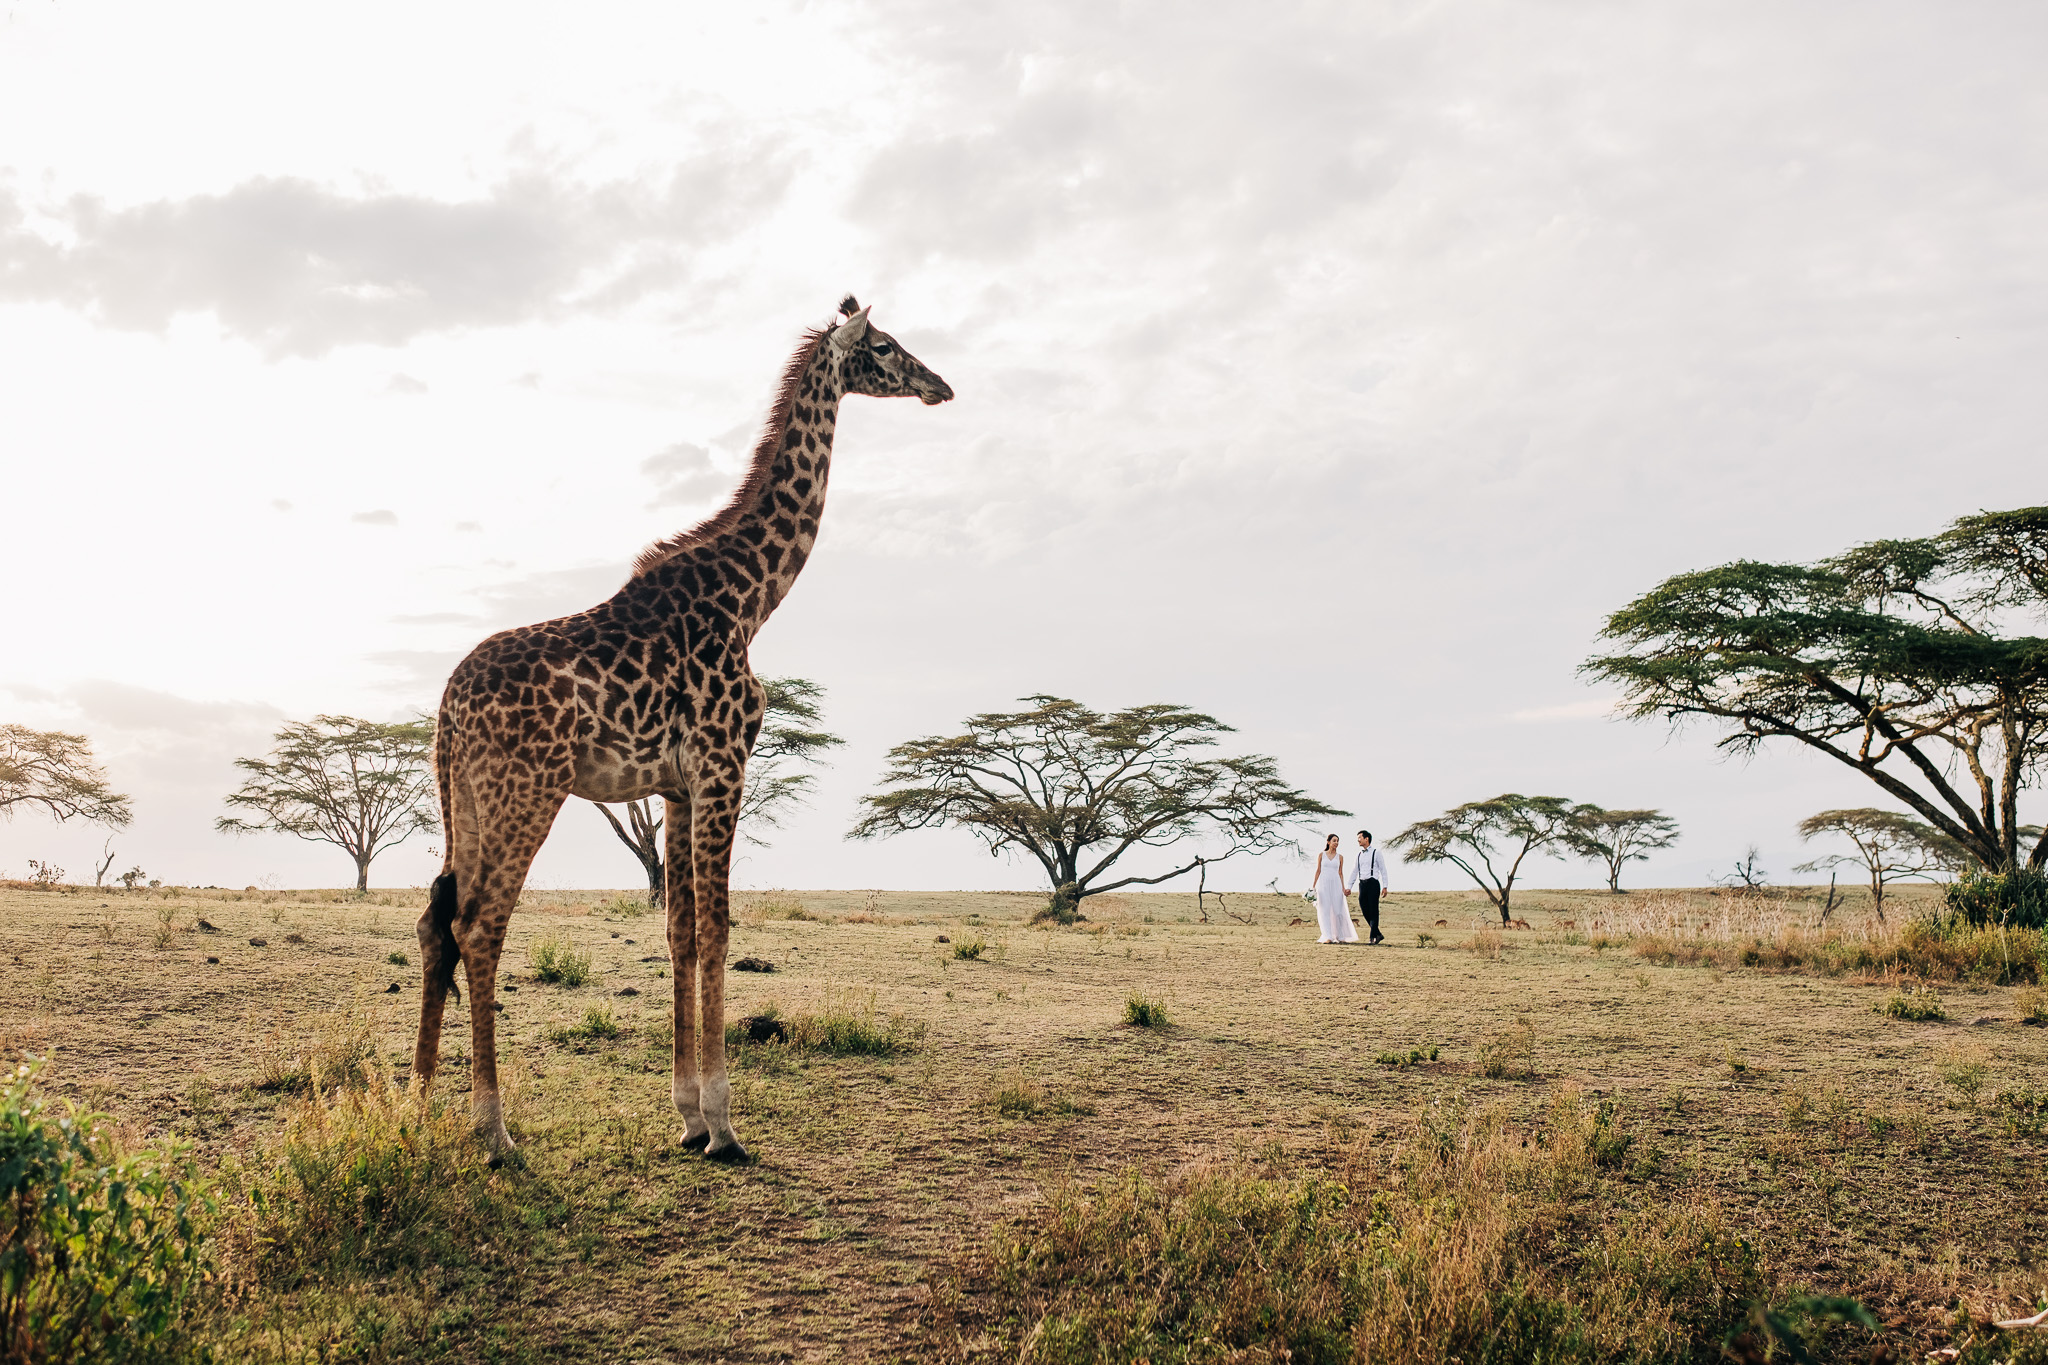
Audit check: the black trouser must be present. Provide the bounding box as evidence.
[1357,878,1382,941]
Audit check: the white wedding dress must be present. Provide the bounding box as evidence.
[1313,851,1358,944]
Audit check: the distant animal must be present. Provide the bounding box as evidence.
[1556,919,1576,930]
[412,297,952,1163]
[1433,919,1448,927]
[1288,916,1307,927]
[1506,919,1532,930]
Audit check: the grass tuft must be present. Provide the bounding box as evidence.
[550,1004,621,1045]
[1478,1017,1536,1080]
[725,991,925,1058]
[944,1089,1768,1365]
[1876,985,1946,1021]
[952,937,988,961]
[990,1068,1097,1120]
[1374,1044,1442,1069]
[385,949,408,966]
[1122,992,1170,1028]
[529,933,593,987]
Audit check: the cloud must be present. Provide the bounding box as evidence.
[0,152,793,356]
[386,373,428,395]
[641,440,736,508]
[351,509,399,526]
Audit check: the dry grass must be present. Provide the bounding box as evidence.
[1,880,2044,1360]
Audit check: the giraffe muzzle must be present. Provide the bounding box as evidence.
[918,376,955,405]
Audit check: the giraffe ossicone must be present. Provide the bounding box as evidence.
[413,297,952,1162]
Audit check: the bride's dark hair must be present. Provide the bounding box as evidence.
[1324,833,1340,846]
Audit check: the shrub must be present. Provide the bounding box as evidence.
[1374,1045,1441,1069]
[221,1067,517,1286]
[1031,883,1084,926]
[950,1089,1767,1365]
[385,950,408,966]
[1876,985,1946,1021]
[1123,993,1169,1028]
[756,894,819,921]
[600,894,650,917]
[1943,866,2048,930]
[529,934,593,987]
[952,937,988,961]
[0,1062,210,1364]
[2017,985,2048,1025]
[1996,1084,2047,1139]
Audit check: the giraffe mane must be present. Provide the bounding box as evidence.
[629,324,830,579]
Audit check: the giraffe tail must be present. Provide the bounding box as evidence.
[427,870,461,1003]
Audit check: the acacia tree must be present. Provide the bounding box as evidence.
[593,677,843,909]
[217,715,436,890]
[1390,794,1584,925]
[849,696,1344,920]
[1571,807,1680,892]
[1794,808,1964,923]
[1584,506,2048,874]
[0,725,132,831]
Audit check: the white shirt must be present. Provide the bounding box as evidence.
[1348,846,1390,892]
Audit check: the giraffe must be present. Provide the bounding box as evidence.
[413,296,953,1161]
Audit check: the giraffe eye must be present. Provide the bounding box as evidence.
[873,342,893,356]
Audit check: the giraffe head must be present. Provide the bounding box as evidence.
[828,296,954,405]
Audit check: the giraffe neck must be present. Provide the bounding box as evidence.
[723,340,846,639]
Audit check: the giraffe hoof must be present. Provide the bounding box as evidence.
[704,1138,751,1164]
[680,1130,710,1152]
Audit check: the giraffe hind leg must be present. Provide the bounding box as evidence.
[413,870,460,1084]
[664,792,710,1149]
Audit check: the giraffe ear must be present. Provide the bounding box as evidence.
[831,306,871,349]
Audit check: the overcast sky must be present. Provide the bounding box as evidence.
[3,2,2044,895]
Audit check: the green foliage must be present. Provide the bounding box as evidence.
[951,937,988,961]
[1571,807,1680,892]
[1373,1045,1441,1069]
[528,934,592,987]
[223,1070,517,1287]
[0,1062,209,1364]
[0,726,132,830]
[991,1071,1097,1120]
[1877,985,1946,1020]
[1585,507,2048,876]
[851,695,1346,903]
[385,950,408,966]
[1724,1295,1879,1365]
[1031,883,1084,925]
[1944,866,2048,930]
[1122,992,1169,1028]
[1996,1084,2047,1138]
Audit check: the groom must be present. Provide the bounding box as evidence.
[1350,829,1390,946]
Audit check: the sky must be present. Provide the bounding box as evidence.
[2,1,2045,896]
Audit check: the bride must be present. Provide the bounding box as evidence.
[1306,833,1358,944]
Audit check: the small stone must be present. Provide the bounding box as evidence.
[385,982,402,994]
[248,937,267,947]
[935,935,951,943]
[611,932,620,938]
[616,986,641,997]
[493,1001,504,1013]
[205,956,219,965]
[502,983,518,992]
[623,939,635,945]
[197,919,220,932]
[731,956,775,973]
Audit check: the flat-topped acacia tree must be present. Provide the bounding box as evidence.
[1584,505,2048,874]
[1390,794,1587,925]
[850,696,1345,921]
[218,715,436,891]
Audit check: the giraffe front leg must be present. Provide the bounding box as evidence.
[663,793,709,1149]
[692,788,747,1163]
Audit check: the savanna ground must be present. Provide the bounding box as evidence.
[2,877,2045,1362]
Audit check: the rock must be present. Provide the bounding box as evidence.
[197,919,220,932]
[616,986,641,997]
[492,1001,504,1013]
[639,955,665,962]
[623,939,635,945]
[737,1014,787,1044]
[205,956,219,965]
[731,956,775,973]
[1972,1015,2000,1026]
[248,937,267,947]
[385,982,402,994]
[935,935,951,944]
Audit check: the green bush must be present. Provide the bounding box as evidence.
[528,934,593,987]
[550,1005,621,1045]
[385,950,408,966]
[1122,993,1169,1028]
[1943,866,2048,930]
[952,937,988,961]
[1030,883,1084,926]
[0,1062,210,1364]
